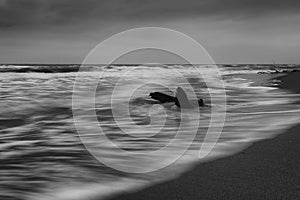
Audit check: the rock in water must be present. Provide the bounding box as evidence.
[149,87,206,108]
[198,99,205,107]
[175,87,193,109]
[149,92,176,103]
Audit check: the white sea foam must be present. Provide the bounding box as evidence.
[0,64,299,200]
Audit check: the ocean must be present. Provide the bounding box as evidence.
[0,64,300,200]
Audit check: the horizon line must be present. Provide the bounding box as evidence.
[0,63,299,65]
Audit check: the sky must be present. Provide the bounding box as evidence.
[0,0,299,64]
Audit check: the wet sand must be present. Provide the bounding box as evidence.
[108,72,300,200]
[278,72,300,93]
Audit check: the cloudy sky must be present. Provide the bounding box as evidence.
[0,0,299,64]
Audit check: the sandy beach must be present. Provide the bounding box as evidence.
[108,72,300,200]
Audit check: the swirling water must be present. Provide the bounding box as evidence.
[0,64,300,200]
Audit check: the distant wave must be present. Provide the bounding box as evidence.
[0,65,81,73]
[0,64,300,200]
[0,64,299,74]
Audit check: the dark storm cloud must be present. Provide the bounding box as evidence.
[1,0,299,63]
[1,0,300,28]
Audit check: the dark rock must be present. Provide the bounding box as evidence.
[198,99,205,107]
[149,89,206,108]
[149,92,176,103]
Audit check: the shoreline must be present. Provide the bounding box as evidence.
[107,72,300,200]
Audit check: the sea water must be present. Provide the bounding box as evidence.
[0,64,300,200]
